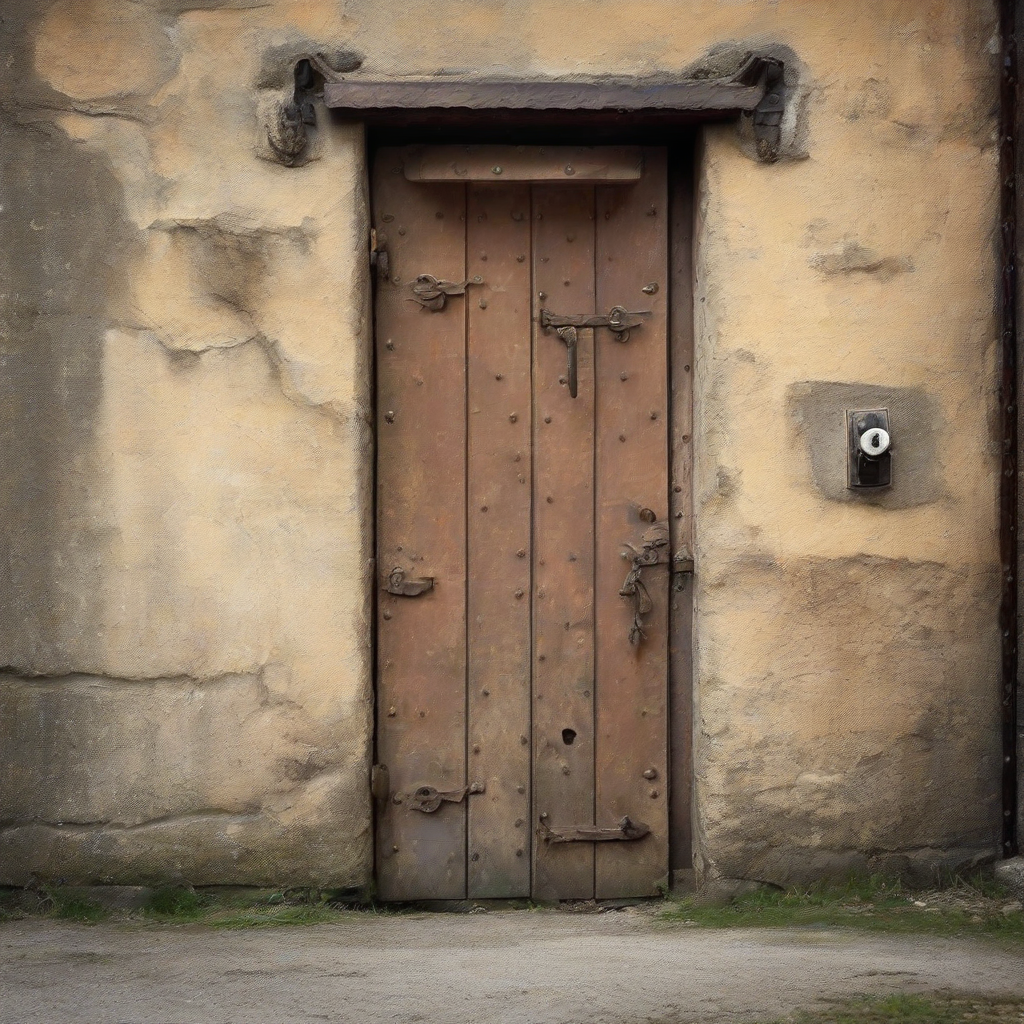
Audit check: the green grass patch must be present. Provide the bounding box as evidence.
[764,993,1024,1024]
[48,890,109,924]
[662,875,1024,942]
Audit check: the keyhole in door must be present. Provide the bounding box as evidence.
[562,728,577,746]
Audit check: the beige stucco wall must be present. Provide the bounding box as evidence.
[0,0,1005,886]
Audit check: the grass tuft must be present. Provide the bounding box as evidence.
[662,873,1024,943]
[765,993,1024,1024]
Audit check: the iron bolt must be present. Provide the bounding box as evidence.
[492,165,503,174]
[382,610,391,620]
[509,413,518,423]
[385,411,395,423]
[564,164,575,175]
[517,549,526,558]
[649,789,659,798]
[544,416,552,424]
[387,706,396,717]
[643,768,658,780]
[515,589,524,599]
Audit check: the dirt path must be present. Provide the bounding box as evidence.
[2,910,1022,1024]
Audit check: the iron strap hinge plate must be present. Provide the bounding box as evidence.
[538,816,651,843]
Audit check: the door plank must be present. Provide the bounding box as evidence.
[594,149,670,897]
[668,151,696,875]
[466,184,533,897]
[532,185,597,900]
[374,149,468,900]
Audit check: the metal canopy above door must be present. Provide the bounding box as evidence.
[373,145,677,901]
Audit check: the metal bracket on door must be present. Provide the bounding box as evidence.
[619,516,669,645]
[540,306,650,398]
[538,815,651,843]
[408,782,486,813]
[410,274,482,311]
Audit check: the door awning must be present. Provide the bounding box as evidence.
[322,54,784,145]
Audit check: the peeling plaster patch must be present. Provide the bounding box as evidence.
[810,241,915,281]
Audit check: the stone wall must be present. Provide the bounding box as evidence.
[0,0,1005,886]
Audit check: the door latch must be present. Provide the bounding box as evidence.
[384,566,434,597]
[538,815,650,843]
[619,518,669,645]
[540,306,650,398]
[408,781,486,813]
[411,274,482,311]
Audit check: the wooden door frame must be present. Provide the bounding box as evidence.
[365,132,698,890]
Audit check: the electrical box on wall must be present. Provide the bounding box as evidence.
[847,409,891,489]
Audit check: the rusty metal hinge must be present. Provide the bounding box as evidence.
[385,566,434,597]
[538,815,650,843]
[619,515,669,645]
[370,228,389,281]
[410,274,482,311]
[371,763,390,801]
[408,782,485,813]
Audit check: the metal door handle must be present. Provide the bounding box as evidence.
[385,567,434,596]
[408,782,485,813]
[410,274,482,311]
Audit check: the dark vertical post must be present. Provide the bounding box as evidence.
[1002,0,1020,858]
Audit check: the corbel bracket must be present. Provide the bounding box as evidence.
[751,58,786,163]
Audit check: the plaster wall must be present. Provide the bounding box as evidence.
[0,0,1005,886]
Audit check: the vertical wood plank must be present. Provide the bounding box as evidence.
[466,184,533,897]
[374,148,467,900]
[594,149,670,897]
[532,185,596,900]
[668,149,696,876]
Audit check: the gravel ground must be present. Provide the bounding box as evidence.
[2,908,1022,1024]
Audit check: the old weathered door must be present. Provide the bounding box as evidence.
[374,146,676,901]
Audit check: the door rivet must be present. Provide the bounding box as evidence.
[393,794,403,804]
[538,291,546,300]
[643,768,658,780]
[544,416,552,424]
[517,254,525,262]
[520,736,528,746]
[393,845,400,852]
[514,589,524,599]
[619,434,627,442]
[558,376,567,385]
[546,496,554,503]
[398,227,406,236]
[540,812,548,819]
[472,853,480,861]
[538,653,546,661]
[620,372,628,381]
[649,789,659,798]
[492,165,503,174]
[385,340,394,350]
[642,282,659,294]
[515,818,524,827]
[564,165,575,175]
[387,706,396,717]
[509,413,518,423]
[385,411,395,423]
[675,511,684,519]
[382,610,391,620]
[517,549,526,558]
[517,785,525,793]
[481,505,488,512]
[473,744,481,753]
[495,373,503,380]
[650,411,658,420]
[674,485,682,493]
[682,434,691,442]
[392,276,401,284]
[480,299,488,309]
[516,849,524,857]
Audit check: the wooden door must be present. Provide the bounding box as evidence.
[374,146,680,901]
